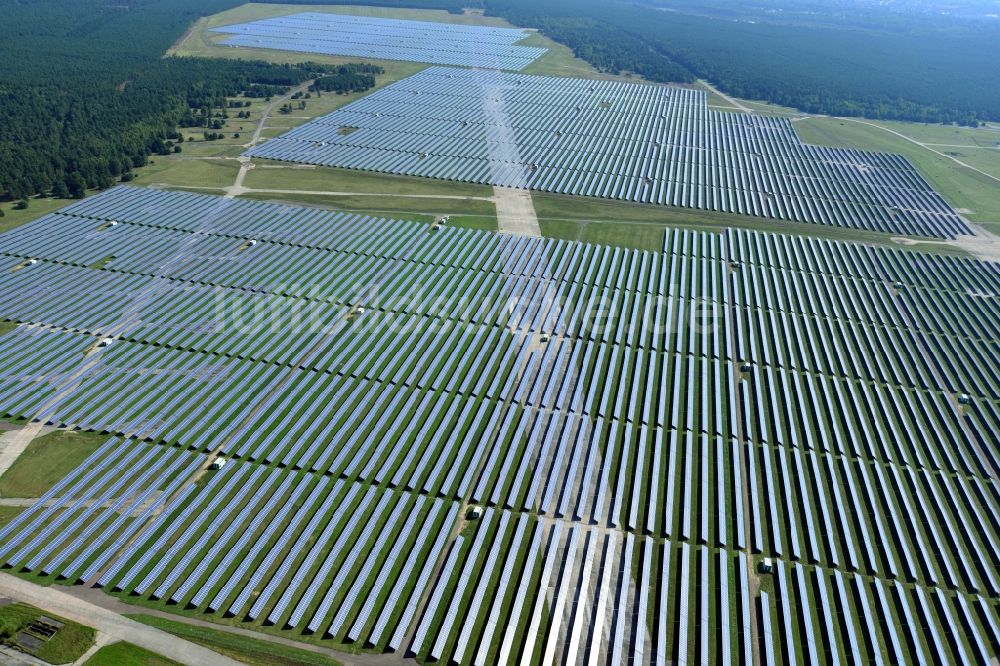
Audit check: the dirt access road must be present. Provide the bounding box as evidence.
[0,573,240,666]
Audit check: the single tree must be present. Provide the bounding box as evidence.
[67,172,87,199]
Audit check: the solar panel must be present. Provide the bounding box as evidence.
[211,13,546,70]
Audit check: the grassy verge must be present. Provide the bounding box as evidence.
[244,162,493,198]
[533,192,967,253]
[125,615,343,666]
[237,190,497,219]
[0,603,95,664]
[0,322,17,337]
[84,641,182,666]
[0,430,108,498]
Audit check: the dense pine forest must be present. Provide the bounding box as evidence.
[488,0,1000,126]
[2,0,997,200]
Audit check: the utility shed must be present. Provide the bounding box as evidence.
[209,456,227,470]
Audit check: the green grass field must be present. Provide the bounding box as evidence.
[131,159,241,190]
[0,506,24,529]
[83,642,182,666]
[238,191,497,219]
[794,117,1000,235]
[244,162,492,197]
[0,603,95,664]
[0,430,109,498]
[0,198,67,235]
[531,192,967,253]
[125,615,343,666]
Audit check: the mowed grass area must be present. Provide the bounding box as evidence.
[531,192,968,253]
[0,197,67,235]
[238,165,500,225]
[0,321,17,336]
[0,430,108,498]
[83,642,182,666]
[244,162,493,198]
[0,603,95,664]
[939,146,1000,180]
[132,158,241,191]
[126,615,343,666]
[238,190,498,220]
[794,117,1000,235]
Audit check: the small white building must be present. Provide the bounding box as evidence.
[209,456,227,470]
[97,337,114,348]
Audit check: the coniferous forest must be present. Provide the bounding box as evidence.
[2,0,998,200]
[488,0,1000,125]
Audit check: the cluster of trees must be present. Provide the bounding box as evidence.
[279,101,308,114]
[311,64,385,95]
[487,0,999,125]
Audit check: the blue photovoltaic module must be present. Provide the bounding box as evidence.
[247,66,972,239]
[210,12,547,70]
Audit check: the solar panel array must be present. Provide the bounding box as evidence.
[1,186,998,664]
[248,67,972,239]
[210,12,546,71]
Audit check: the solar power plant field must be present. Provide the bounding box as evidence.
[248,67,974,240]
[1,186,999,664]
[209,13,547,71]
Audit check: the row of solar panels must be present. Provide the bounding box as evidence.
[23,186,995,296]
[2,322,995,596]
[0,189,998,662]
[3,316,986,571]
[248,68,971,238]
[0,442,461,650]
[415,500,997,665]
[215,12,537,45]
[211,12,546,71]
